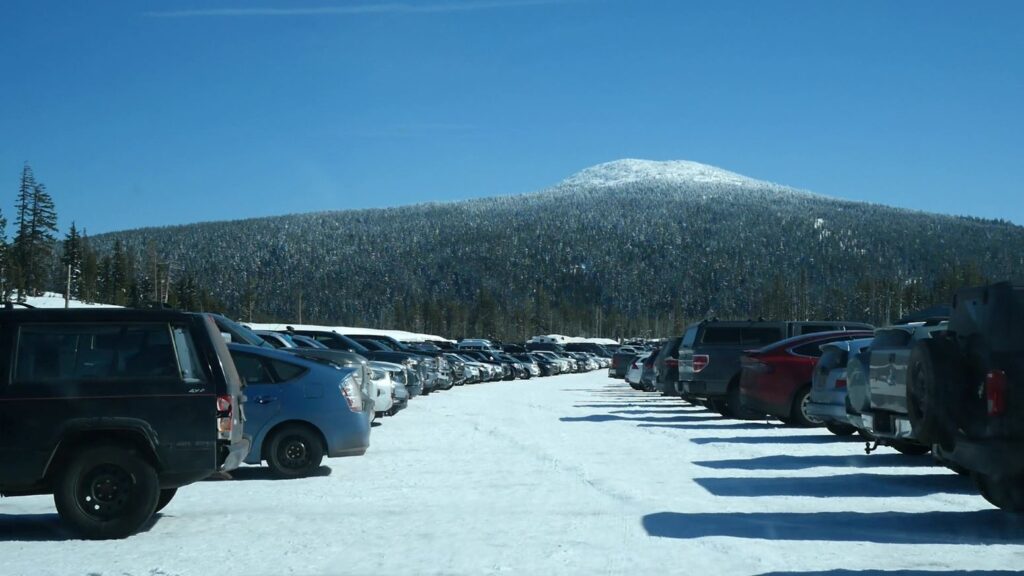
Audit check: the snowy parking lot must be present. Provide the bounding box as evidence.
[2,372,1023,576]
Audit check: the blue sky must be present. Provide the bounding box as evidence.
[1,0,1021,234]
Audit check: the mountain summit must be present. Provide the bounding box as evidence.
[557,159,781,190]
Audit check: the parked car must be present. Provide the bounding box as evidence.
[739,330,874,426]
[457,338,498,351]
[678,320,874,416]
[653,336,683,396]
[286,329,433,393]
[610,349,638,379]
[524,353,560,376]
[223,320,374,404]
[349,334,453,391]
[369,361,409,416]
[229,343,372,478]
[625,352,651,390]
[525,341,568,354]
[912,282,1024,511]
[565,342,613,357]
[639,352,658,391]
[535,350,573,374]
[807,337,874,435]
[0,308,248,539]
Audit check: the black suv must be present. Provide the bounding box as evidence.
[678,320,873,416]
[0,308,248,539]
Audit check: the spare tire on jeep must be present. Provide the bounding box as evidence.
[906,336,961,448]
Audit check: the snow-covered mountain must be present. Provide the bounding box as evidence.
[91,159,1024,338]
[557,159,783,190]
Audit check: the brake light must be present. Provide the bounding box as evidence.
[835,378,847,389]
[665,359,679,368]
[216,395,233,438]
[341,375,364,413]
[692,354,709,373]
[986,369,1007,416]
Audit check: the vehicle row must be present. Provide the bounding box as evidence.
[611,282,1024,512]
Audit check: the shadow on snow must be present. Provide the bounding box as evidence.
[641,510,1024,544]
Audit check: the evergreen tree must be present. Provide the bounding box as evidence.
[13,166,58,299]
[61,222,83,299]
[0,208,9,301]
[79,231,99,303]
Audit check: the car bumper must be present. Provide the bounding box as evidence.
[326,415,372,458]
[860,410,915,441]
[681,379,729,399]
[218,437,251,472]
[805,401,848,424]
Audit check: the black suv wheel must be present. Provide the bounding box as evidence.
[976,474,1024,512]
[53,444,160,540]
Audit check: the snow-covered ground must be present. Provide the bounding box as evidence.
[2,372,1021,576]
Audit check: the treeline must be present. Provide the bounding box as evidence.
[5,163,224,311]
[85,172,1024,340]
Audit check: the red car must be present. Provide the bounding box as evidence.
[740,330,874,426]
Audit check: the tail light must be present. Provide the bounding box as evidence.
[341,375,364,413]
[665,358,679,368]
[834,378,847,389]
[692,354,709,373]
[216,395,233,439]
[986,369,1007,416]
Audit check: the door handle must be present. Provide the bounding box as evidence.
[255,396,278,404]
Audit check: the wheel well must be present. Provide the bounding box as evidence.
[45,430,159,481]
[261,421,327,460]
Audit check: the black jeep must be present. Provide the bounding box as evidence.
[0,308,248,539]
[910,282,1024,511]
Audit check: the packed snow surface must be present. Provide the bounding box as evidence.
[2,373,1021,575]
[558,159,781,190]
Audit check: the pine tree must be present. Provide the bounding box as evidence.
[12,167,58,299]
[79,231,99,303]
[61,222,83,299]
[0,208,9,301]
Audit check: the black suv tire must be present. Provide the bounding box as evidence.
[53,444,160,540]
[976,474,1024,512]
[155,488,177,513]
[266,424,324,478]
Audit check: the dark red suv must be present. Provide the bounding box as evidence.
[739,330,873,426]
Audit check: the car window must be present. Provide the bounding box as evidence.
[231,352,274,385]
[172,325,208,383]
[14,323,181,384]
[699,327,743,345]
[742,327,784,345]
[270,358,307,382]
[792,342,826,357]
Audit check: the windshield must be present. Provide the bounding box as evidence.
[215,316,272,348]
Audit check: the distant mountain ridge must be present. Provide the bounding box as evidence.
[91,159,1024,339]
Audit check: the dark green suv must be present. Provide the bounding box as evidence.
[0,308,248,539]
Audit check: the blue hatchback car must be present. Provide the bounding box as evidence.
[228,343,373,478]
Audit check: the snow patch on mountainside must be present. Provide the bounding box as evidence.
[558,159,782,190]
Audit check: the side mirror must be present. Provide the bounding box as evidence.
[221,332,233,343]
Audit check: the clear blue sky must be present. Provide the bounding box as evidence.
[1,0,1021,234]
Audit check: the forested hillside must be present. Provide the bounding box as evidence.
[90,160,1024,340]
